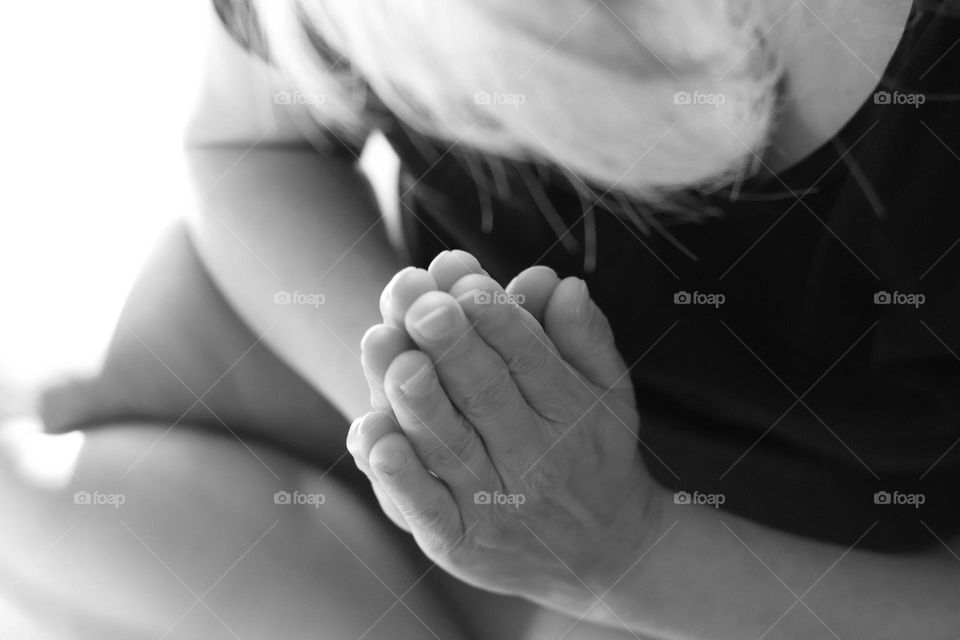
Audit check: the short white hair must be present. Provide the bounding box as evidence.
[255,0,783,206]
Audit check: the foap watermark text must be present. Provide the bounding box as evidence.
[674,291,725,308]
[274,490,326,508]
[673,491,726,509]
[74,490,126,509]
[474,490,526,509]
[874,490,925,509]
[274,290,326,308]
[874,291,925,308]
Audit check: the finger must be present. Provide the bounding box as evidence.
[505,266,561,323]
[384,350,492,491]
[361,324,415,411]
[369,432,463,555]
[370,477,411,532]
[346,413,411,531]
[544,278,631,393]
[427,250,488,292]
[347,412,401,474]
[379,267,438,327]
[448,274,587,421]
[403,292,541,456]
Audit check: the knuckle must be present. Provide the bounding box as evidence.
[459,365,514,415]
[418,440,459,473]
[531,455,568,491]
[532,374,590,424]
[505,327,552,377]
[441,419,479,460]
[400,496,449,531]
[419,422,478,475]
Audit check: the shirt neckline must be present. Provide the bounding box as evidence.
[726,0,926,199]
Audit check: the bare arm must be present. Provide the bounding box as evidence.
[183,2,401,423]
[590,486,960,639]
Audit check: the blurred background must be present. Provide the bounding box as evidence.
[0,0,206,422]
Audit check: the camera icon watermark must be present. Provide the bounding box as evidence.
[274,490,326,508]
[873,490,925,509]
[73,490,126,509]
[474,490,526,509]
[674,291,725,308]
[274,290,326,308]
[873,291,925,308]
[673,490,726,509]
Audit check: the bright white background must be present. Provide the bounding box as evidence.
[0,1,206,406]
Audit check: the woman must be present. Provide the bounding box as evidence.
[5,0,959,637]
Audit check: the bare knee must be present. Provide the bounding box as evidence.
[0,422,468,639]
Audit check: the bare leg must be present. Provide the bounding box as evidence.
[0,422,471,639]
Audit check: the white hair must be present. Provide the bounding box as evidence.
[254,0,784,206]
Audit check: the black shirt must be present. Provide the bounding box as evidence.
[216,0,960,549]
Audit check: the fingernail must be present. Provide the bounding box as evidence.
[575,279,592,323]
[355,413,378,437]
[360,325,381,353]
[412,306,454,340]
[378,450,407,475]
[539,266,559,279]
[428,251,451,270]
[394,266,417,280]
[451,250,482,271]
[347,416,362,447]
[382,267,416,307]
[400,364,436,398]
